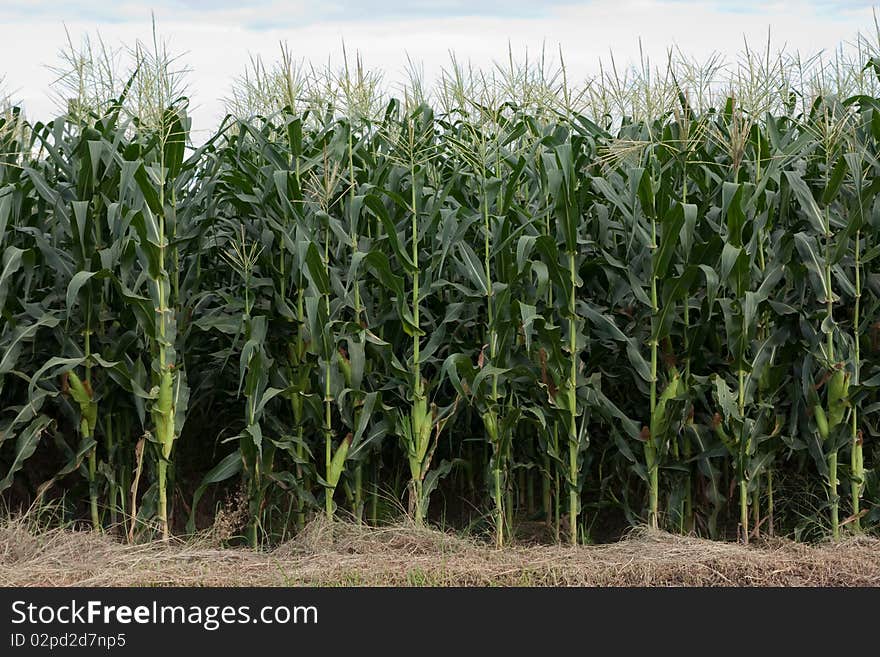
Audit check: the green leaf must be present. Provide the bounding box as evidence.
[456,240,489,295]
[186,451,243,533]
[0,415,53,492]
[304,242,331,295]
[653,202,687,278]
[794,232,831,301]
[65,270,110,319]
[365,194,417,272]
[0,246,27,310]
[785,170,827,235]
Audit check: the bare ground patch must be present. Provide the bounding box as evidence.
[1,517,878,586]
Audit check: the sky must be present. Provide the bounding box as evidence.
[0,1,877,132]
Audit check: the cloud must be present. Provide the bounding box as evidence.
[4,1,578,27]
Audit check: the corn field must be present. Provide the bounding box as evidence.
[2,29,880,547]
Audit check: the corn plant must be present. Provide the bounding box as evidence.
[3,29,880,546]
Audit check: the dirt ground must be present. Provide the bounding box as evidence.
[2,516,878,586]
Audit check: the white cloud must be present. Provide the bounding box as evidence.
[1,1,876,133]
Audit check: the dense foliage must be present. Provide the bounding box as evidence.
[2,35,880,546]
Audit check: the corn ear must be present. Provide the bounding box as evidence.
[67,369,97,436]
[827,369,849,429]
[482,409,499,444]
[153,368,175,455]
[650,369,681,441]
[814,404,830,441]
[327,433,352,488]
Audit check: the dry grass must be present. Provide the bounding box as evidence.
[1,516,878,587]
